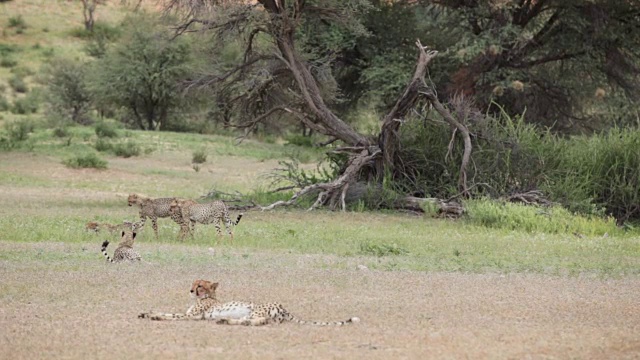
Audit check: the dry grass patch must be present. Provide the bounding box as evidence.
[1,241,640,360]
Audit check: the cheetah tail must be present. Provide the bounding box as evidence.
[101,240,114,263]
[234,213,243,226]
[290,314,360,326]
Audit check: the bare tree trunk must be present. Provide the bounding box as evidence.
[259,0,370,147]
[421,90,472,195]
[379,41,439,174]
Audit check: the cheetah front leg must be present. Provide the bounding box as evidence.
[189,220,196,238]
[151,216,159,238]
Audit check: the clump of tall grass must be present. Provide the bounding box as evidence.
[192,149,207,164]
[4,119,34,142]
[94,122,118,138]
[545,127,640,222]
[63,153,107,169]
[359,242,409,257]
[112,141,140,158]
[464,198,620,236]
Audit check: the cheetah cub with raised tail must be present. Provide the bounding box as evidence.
[101,229,141,263]
[138,279,360,326]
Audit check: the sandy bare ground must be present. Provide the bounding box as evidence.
[1,242,639,360]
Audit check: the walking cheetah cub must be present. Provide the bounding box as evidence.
[138,279,359,326]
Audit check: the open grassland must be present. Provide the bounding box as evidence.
[1,2,639,357]
[1,244,640,360]
[1,127,639,275]
[1,128,640,358]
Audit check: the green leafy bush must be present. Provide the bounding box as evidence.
[4,119,34,142]
[94,122,118,138]
[87,14,191,130]
[8,75,28,93]
[11,66,34,78]
[52,127,70,138]
[113,141,140,158]
[0,95,9,111]
[285,134,314,147]
[69,22,121,40]
[94,138,112,152]
[63,153,107,169]
[192,149,207,164]
[0,57,17,68]
[7,15,27,30]
[44,58,92,124]
[11,94,39,114]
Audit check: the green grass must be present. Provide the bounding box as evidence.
[0,118,638,276]
[0,208,638,276]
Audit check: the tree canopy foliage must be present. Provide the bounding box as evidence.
[88,14,192,130]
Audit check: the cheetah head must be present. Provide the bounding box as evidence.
[190,280,219,300]
[85,221,99,232]
[127,193,139,207]
[168,199,181,215]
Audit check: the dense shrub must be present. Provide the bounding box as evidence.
[44,58,92,124]
[94,138,112,152]
[7,15,27,30]
[63,153,107,169]
[88,14,191,130]
[8,75,28,93]
[0,57,17,68]
[52,127,70,138]
[11,93,40,114]
[70,22,121,40]
[0,95,9,111]
[4,119,34,142]
[396,109,640,222]
[285,134,314,147]
[192,149,207,164]
[112,141,141,158]
[94,122,118,138]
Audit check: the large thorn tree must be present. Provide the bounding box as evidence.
[164,0,471,210]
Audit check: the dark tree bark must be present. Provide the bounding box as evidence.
[80,0,105,32]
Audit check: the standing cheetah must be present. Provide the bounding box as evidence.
[101,229,141,263]
[127,193,177,238]
[168,199,242,242]
[138,279,359,326]
[168,199,198,240]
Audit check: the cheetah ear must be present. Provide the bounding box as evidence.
[211,282,219,290]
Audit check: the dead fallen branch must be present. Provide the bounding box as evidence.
[261,148,381,211]
[505,190,553,207]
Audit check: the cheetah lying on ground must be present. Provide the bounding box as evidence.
[138,279,359,326]
[86,220,138,234]
[101,229,141,263]
[168,199,243,242]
